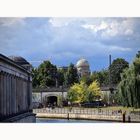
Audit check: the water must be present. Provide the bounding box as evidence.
[36,118,113,123]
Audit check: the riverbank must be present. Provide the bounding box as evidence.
[34,108,140,123]
[36,113,123,122]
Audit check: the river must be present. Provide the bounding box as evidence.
[36,118,113,123]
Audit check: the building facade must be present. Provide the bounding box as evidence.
[0,54,36,122]
[76,58,90,77]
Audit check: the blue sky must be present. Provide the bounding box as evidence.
[0,17,140,71]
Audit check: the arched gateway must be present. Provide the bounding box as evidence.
[43,95,58,107]
[32,88,68,108]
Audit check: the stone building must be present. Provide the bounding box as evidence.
[76,58,90,77]
[0,54,36,122]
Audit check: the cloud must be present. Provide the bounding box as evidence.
[109,46,132,52]
[49,18,73,27]
[0,18,25,27]
[81,18,135,39]
[81,21,108,32]
[0,17,140,70]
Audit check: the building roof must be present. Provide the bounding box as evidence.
[76,58,89,68]
[8,56,30,65]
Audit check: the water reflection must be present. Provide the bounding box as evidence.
[36,118,113,123]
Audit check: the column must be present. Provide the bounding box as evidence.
[25,80,28,110]
[0,72,3,116]
[29,79,33,110]
[17,77,20,113]
[13,76,16,114]
[27,76,30,111]
[3,72,6,116]
[6,73,9,116]
[11,75,14,115]
[9,75,12,116]
[16,77,18,113]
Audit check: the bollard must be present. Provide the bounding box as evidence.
[128,115,131,123]
[122,112,126,122]
[67,113,69,120]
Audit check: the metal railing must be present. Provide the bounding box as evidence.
[33,107,122,116]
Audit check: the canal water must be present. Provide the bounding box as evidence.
[36,118,113,123]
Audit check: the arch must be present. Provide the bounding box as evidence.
[42,95,59,107]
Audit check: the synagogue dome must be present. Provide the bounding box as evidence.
[76,58,89,68]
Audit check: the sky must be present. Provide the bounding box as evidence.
[0,17,140,71]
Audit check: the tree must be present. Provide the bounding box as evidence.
[86,80,101,102]
[109,58,129,85]
[80,75,93,86]
[32,68,40,88]
[90,70,109,86]
[117,51,140,108]
[57,69,65,86]
[67,80,102,104]
[64,63,79,86]
[67,81,87,103]
[37,60,57,87]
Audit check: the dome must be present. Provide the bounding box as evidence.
[76,58,89,68]
[9,56,29,65]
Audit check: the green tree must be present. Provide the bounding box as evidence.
[117,51,140,108]
[32,68,40,88]
[109,58,129,85]
[64,63,79,86]
[90,70,109,86]
[80,75,93,86]
[57,69,65,86]
[37,61,57,87]
[67,80,102,104]
[67,81,87,103]
[86,80,101,102]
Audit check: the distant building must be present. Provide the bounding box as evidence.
[76,58,90,77]
[57,66,68,72]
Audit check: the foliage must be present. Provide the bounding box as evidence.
[86,80,101,102]
[67,81,87,103]
[57,68,65,86]
[117,51,140,108]
[32,61,57,88]
[64,63,79,86]
[32,68,40,88]
[109,58,129,85]
[32,61,79,88]
[80,75,93,86]
[90,70,109,86]
[67,80,101,103]
[101,92,109,104]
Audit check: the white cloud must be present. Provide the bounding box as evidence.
[82,21,108,32]
[81,18,135,38]
[49,18,76,27]
[102,19,134,38]
[109,46,132,52]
